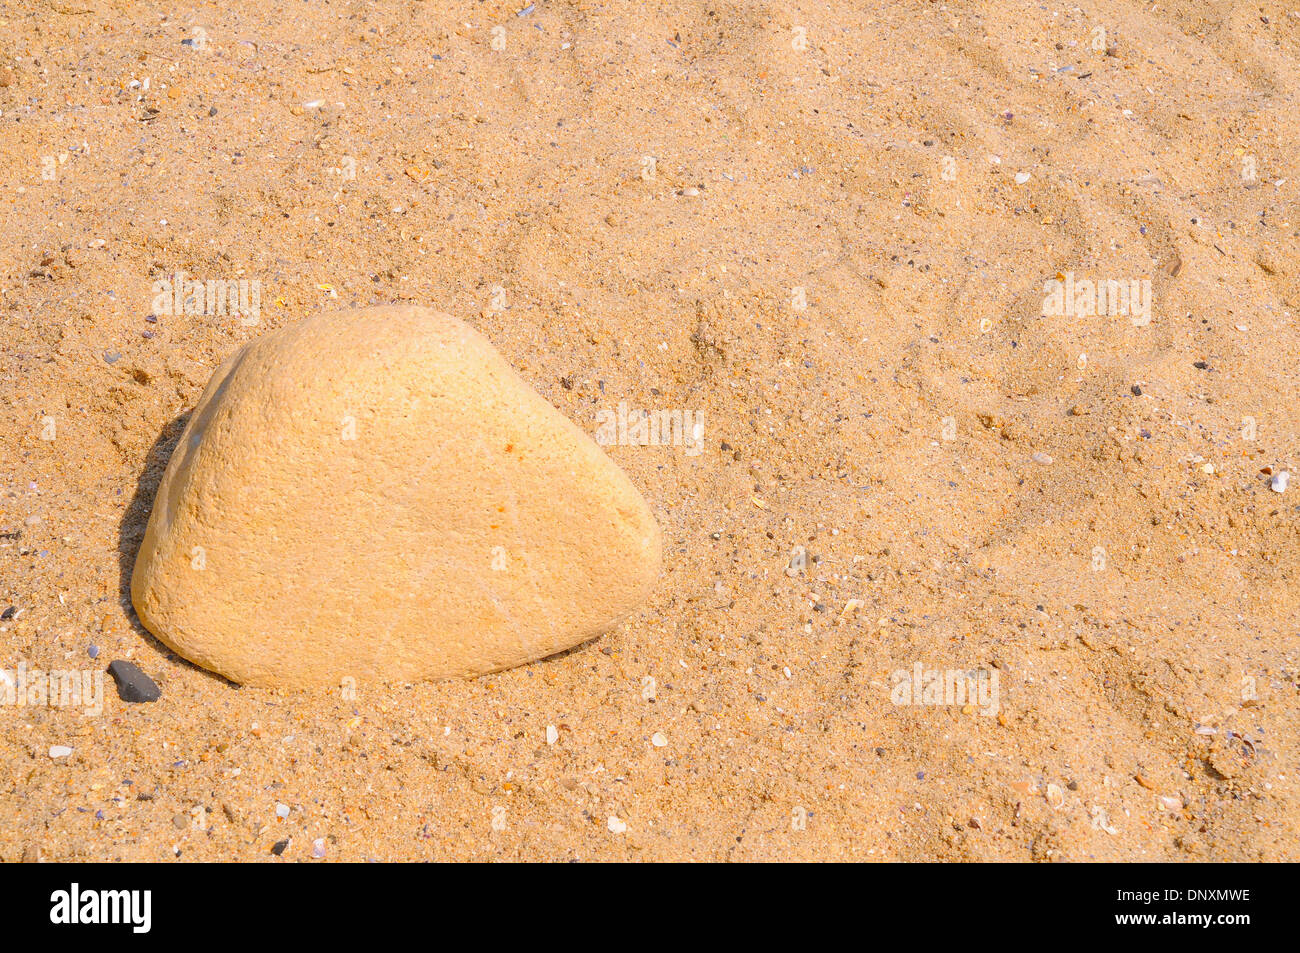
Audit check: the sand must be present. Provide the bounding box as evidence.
[1,1,1297,861]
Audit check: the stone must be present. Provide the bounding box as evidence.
[107,660,161,702]
[130,305,661,688]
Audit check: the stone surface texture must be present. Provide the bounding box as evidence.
[130,306,661,687]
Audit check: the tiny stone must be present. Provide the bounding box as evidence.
[607,816,627,833]
[87,645,99,658]
[276,802,290,819]
[103,351,121,364]
[271,838,290,856]
[1,606,14,620]
[651,732,667,747]
[1014,172,1031,184]
[546,724,558,745]
[1271,471,1289,493]
[49,745,73,759]
[1130,384,1143,396]
[312,838,327,858]
[107,660,161,702]
[1031,452,1053,465]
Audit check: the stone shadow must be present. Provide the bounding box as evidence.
[117,412,235,686]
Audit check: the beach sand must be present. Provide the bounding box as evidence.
[1,0,1297,861]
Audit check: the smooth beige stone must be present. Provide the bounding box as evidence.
[130,306,661,688]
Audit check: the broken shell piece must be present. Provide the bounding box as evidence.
[1090,805,1118,834]
[1045,783,1065,809]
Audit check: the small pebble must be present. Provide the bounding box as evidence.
[103,351,121,364]
[1,606,15,620]
[49,745,73,759]
[87,645,99,658]
[1130,384,1143,396]
[545,724,558,745]
[276,802,291,819]
[607,816,627,833]
[107,660,161,702]
[271,838,289,856]
[651,732,668,747]
[1031,452,1053,465]
[312,838,327,858]
[1271,470,1289,493]
[1014,172,1031,184]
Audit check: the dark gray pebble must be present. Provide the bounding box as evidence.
[107,660,161,702]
